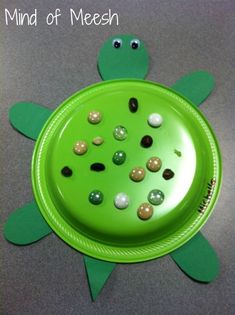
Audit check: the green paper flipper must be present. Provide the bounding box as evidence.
[84,255,116,301]
[4,201,52,245]
[171,71,215,106]
[170,232,219,283]
[9,102,53,140]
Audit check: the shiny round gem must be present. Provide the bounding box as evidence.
[148,113,163,127]
[88,111,102,124]
[113,126,127,140]
[112,151,126,165]
[141,135,153,148]
[92,136,104,146]
[88,190,103,205]
[73,141,88,155]
[137,203,154,220]
[129,167,145,182]
[114,193,129,209]
[146,157,162,172]
[148,189,164,205]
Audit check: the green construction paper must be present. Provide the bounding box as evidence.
[171,71,215,106]
[4,201,52,245]
[97,34,149,80]
[170,232,219,283]
[9,102,53,140]
[84,255,116,301]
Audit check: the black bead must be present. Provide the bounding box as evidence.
[163,169,174,180]
[61,166,72,177]
[90,163,105,172]
[141,135,153,148]
[129,98,138,113]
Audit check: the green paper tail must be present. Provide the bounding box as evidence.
[9,102,53,140]
[171,71,215,106]
[84,255,116,301]
[4,201,52,245]
[170,232,219,283]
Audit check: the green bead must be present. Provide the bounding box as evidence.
[148,189,164,205]
[113,125,127,140]
[89,190,103,205]
[112,151,126,165]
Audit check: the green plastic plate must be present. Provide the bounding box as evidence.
[32,79,222,263]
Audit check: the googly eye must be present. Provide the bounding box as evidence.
[112,38,122,48]
[130,39,140,49]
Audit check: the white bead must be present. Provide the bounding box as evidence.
[114,193,129,209]
[148,113,163,127]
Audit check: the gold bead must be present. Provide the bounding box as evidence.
[146,157,162,172]
[129,167,145,182]
[92,136,104,145]
[88,111,102,124]
[73,141,88,155]
[137,203,154,220]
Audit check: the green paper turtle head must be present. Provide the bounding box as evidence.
[97,34,149,80]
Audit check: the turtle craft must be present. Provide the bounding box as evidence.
[4,35,222,301]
